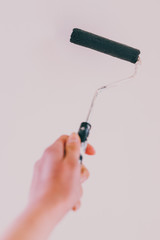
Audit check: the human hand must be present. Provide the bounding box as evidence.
[28,133,95,214]
[1,133,95,240]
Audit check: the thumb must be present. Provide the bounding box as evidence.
[65,133,81,166]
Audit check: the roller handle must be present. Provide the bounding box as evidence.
[78,122,92,163]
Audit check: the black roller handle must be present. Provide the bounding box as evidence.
[78,122,92,163]
[70,28,140,64]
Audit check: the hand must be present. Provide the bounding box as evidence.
[28,133,96,213]
[2,133,95,240]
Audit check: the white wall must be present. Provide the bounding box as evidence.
[0,0,160,239]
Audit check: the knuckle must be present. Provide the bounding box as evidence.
[81,165,90,177]
[81,164,85,172]
[59,135,69,140]
[68,159,78,169]
[67,143,79,151]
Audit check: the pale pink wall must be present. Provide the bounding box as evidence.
[0,0,160,239]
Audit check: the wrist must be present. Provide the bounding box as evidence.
[28,191,73,215]
[26,197,69,225]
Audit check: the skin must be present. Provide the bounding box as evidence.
[2,133,96,240]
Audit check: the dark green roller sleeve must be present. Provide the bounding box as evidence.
[70,28,140,64]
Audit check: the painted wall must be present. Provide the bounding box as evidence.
[0,0,160,239]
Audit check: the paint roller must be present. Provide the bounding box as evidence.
[70,28,141,163]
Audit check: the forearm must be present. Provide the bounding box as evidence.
[2,201,68,240]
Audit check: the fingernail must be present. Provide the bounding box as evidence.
[68,132,79,143]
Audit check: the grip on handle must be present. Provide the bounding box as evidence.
[78,122,91,163]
